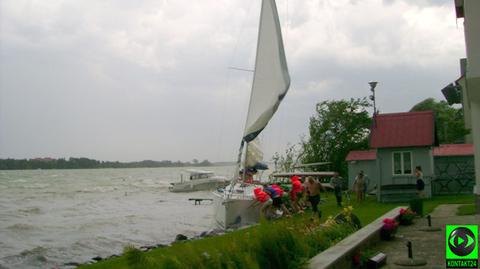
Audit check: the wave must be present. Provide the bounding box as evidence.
[0,246,51,269]
[19,246,48,257]
[6,223,36,231]
[18,207,41,215]
[15,183,50,189]
[75,186,118,193]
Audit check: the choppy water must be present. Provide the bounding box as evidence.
[0,167,235,269]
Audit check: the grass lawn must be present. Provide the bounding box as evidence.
[79,193,474,269]
[456,204,476,216]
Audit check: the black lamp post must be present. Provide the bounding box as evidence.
[369,81,378,127]
[369,81,378,116]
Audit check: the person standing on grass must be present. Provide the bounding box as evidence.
[304,176,324,219]
[297,176,308,209]
[353,171,365,202]
[331,172,343,207]
[415,166,425,198]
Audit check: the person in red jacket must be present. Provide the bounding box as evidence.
[254,187,275,218]
[254,186,290,218]
[254,187,269,203]
[289,176,304,213]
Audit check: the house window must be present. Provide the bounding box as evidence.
[392,151,412,175]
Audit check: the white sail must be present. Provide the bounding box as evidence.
[214,0,290,229]
[245,137,263,168]
[243,0,290,143]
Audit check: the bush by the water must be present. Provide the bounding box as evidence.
[123,219,357,269]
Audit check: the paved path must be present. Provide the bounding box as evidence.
[368,204,479,269]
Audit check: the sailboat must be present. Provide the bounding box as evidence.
[213,0,290,229]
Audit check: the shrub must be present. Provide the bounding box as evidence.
[119,210,362,269]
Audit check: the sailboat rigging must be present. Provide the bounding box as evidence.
[213,0,290,229]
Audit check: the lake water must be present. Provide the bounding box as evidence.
[0,166,235,269]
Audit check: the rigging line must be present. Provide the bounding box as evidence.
[228,67,254,72]
[286,0,289,39]
[215,0,256,164]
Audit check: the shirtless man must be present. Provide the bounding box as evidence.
[304,176,324,219]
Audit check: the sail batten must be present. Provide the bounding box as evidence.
[243,0,290,143]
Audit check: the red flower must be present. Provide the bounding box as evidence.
[352,252,361,265]
[400,208,416,215]
[382,218,398,230]
[383,218,395,224]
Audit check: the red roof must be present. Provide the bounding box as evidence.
[346,150,377,161]
[369,111,436,148]
[433,144,474,156]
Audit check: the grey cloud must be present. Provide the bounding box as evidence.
[0,0,466,162]
[383,0,452,6]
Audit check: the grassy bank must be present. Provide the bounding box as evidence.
[79,193,474,269]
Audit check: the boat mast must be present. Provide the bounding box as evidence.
[238,0,267,183]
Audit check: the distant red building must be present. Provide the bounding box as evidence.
[346,111,475,202]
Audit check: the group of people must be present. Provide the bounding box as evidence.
[351,166,426,200]
[252,175,327,220]
[248,164,427,220]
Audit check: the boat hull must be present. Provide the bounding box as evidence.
[212,187,262,229]
[169,178,229,193]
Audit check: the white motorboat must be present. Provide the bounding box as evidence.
[169,169,229,192]
[213,0,291,229]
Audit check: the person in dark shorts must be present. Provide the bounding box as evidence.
[330,172,343,207]
[415,166,425,197]
[304,176,324,219]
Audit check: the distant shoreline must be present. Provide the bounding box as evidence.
[0,158,236,170]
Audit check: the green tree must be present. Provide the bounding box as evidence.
[301,98,372,177]
[410,98,469,144]
[199,159,211,166]
[272,143,300,172]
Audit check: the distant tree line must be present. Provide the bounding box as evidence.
[0,157,213,170]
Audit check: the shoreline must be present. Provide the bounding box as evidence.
[76,195,475,269]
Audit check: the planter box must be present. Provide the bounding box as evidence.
[308,207,403,269]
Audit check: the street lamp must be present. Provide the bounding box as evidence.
[369,81,378,116]
[369,81,378,127]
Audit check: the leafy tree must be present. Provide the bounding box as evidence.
[410,98,469,144]
[301,98,372,177]
[199,159,211,166]
[272,143,301,172]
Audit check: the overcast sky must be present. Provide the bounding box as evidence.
[0,0,466,162]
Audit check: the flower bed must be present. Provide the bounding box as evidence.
[380,218,398,240]
[399,208,416,225]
